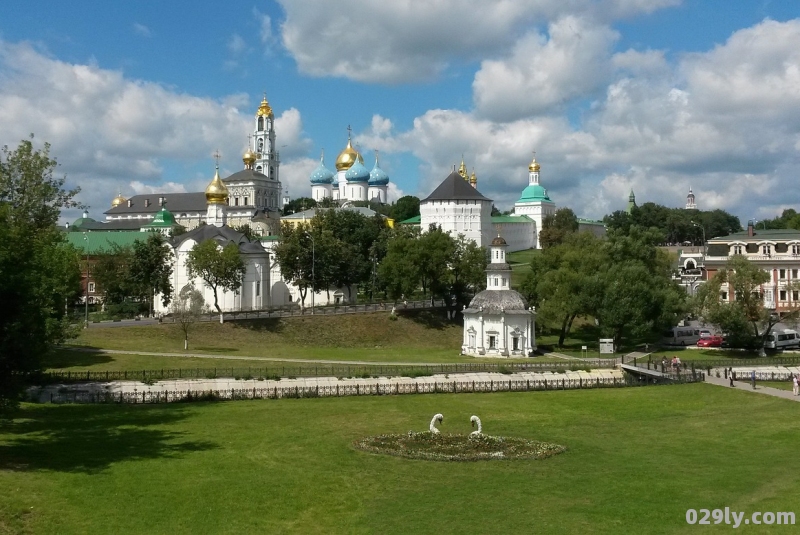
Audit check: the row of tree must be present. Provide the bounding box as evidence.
[520,228,687,346]
[604,203,741,244]
[282,195,421,224]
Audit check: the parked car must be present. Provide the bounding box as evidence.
[699,329,712,338]
[697,335,724,348]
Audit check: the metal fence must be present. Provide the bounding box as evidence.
[37,374,694,404]
[637,355,800,370]
[37,359,620,384]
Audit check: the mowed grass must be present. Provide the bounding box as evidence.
[67,311,474,363]
[1,384,799,534]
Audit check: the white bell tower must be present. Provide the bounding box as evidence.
[253,93,279,183]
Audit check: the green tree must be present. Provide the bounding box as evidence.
[282,196,316,216]
[92,243,135,307]
[378,226,422,300]
[129,233,173,316]
[390,195,420,222]
[170,285,207,350]
[694,255,800,350]
[0,138,81,408]
[185,240,246,323]
[450,235,486,307]
[273,221,314,307]
[417,225,455,298]
[538,208,579,249]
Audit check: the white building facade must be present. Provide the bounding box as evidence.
[462,235,536,357]
[420,170,493,248]
[513,157,556,249]
[310,135,390,204]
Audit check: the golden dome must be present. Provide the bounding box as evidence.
[528,157,540,172]
[205,166,229,205]
[469,170,477,184]
[335,136,364,171]
[243,148,257,168]
[458,157,468,179]
[256,94,273,118]
[111,192,127,208]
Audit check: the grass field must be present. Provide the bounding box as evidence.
[2,384,799,534]
[507,248,537,289]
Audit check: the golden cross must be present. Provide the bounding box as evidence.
[213,150,221,167]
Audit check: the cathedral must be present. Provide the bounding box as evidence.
[102,95,284,236]
[309,131,390,204]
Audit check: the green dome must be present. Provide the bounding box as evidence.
[144,207,177,228]
[517,184,552,203]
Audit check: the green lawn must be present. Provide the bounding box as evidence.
[507,248,537,289]
[2,384,799,534]
[760,380,794,392]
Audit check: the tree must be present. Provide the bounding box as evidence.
[282,196,316,216]
[93,243,135,307]
[129,233,173,316]
[391,195,420,223]
[379,226,422,300]
[417,225,455,298]
[0,137,81,408]
[185,240,246,323]
[170,286,207,350]
[450,235,486,307]
[694,255,800,351]
[538,208,579,249]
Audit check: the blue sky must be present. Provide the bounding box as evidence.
[1,0,799,224]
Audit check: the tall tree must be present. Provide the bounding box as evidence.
[450,235,486,307]
[0,138,81,408]
[391,195,420,223]
[185,240,246,323]
[282,196,316,216]
[273,221,314,307]
[129,233,173,316]
[378,226,422,300]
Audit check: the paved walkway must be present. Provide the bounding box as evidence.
[543,352,582,361]
[704,374,800,402]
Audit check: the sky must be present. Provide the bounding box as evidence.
[1,0,799,225]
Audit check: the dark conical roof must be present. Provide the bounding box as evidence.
[422,171,492,202]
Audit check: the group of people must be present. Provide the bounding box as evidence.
[726,367,800,394]
[662,356,682,372]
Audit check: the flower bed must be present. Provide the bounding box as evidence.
[353,432,566,461]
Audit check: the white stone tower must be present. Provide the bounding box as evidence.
[513,155,556,249]
[205,159,229,227]
[253,94,279,183]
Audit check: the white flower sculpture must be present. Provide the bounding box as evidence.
[429,413,443,434]
[470,415,482,437]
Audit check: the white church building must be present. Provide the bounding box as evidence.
[309,133,390,204]
[461,234,536,357]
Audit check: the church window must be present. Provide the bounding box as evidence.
[469,334,475,348]
[255,281,261,297]
[244,197,249,206]
[235,197,239,206]
[502,278,507,287]
[270,166,274,177]
[488,335,496,349]
[256,165,263,173]
[494,277,499,286]
[258,117,264,131]
[258,139,264,151]
[512,337,519,351]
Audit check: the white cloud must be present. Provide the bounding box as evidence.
[473,17,619,121]
[129,181,188,195]
[132,23,152,37]
[228,34,247,54]
[276,0,678,84]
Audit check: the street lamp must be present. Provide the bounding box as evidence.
[691,221,706,266]
[83,232,89,328]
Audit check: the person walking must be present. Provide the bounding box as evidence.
[792,374,799,396]
[751,369,756,390]
[729,367,735,387]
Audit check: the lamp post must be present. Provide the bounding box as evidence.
[83,232,89,328]
[691,221,706,267]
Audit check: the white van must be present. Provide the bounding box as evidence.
[764,329,800,350]
[662,327,701,346]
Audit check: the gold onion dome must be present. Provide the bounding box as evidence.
[205,166,229,204]
[111,192,127,208]
[529,157,540,172]
[242,147,257,166]
[469,170,477,184]
[458,158,468,179]
[335,136,364,171]
[256,94,273,118]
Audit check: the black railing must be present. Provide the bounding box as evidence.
[34,359,620,384]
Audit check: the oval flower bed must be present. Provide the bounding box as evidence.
[353,432,566,461]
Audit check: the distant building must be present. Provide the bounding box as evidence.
[309,133,390,204]
[686,187,697,210]
[513,156,556,249]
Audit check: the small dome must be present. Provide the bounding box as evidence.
[243,148,257,166]
[468,289,528,314]
[256,95,273,118]
[111,192,127,208]
[144,206,176,228]
[310,154,335,185]
[335,137,364,171]
[517,184,551,203]
[369,158,390,186]
[332,175,339,187]
[528,157,540,172]
[458,158,468,179]
[491,235,507,246]
[205,166,229,205]
[345,158,370,183]
[469,170,477,185]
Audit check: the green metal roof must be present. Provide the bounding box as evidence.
[398,215,421,225]
[709,228,800,243]
[516,184,552,203]
[143,207,177,228]
[491,215,533,224]
[64,231,145,254]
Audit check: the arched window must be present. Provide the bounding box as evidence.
[258,139,263,152]
[258,117,264,131]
